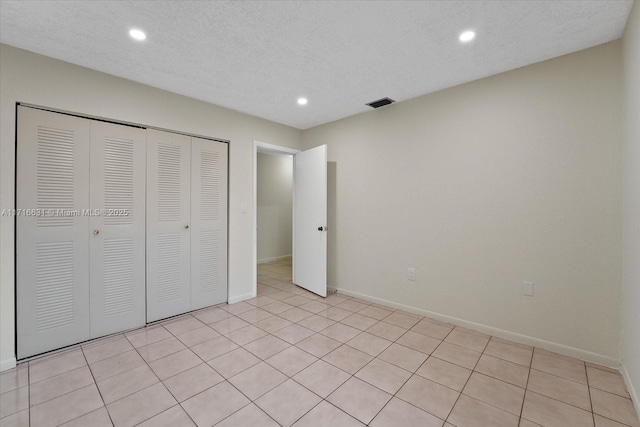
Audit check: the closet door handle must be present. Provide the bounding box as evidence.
[93,229,100,235]
[185,225,189,229]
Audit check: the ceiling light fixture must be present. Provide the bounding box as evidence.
[459,30,475,43]
[129,28,147,41]
[297,97,308,106]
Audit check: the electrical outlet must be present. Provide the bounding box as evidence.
[407,268,416,281]
[523,281,534,296]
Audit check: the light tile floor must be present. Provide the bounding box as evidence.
[1,259,639,426]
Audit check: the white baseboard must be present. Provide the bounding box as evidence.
[258,255,292,264]
[621,363,640,417]
[333,287,620,368]
[1,357,17,372]
[228,292,255,304]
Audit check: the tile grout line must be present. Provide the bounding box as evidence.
[27,365,94,407]
[276,398,324,427]
[436,324,470,424]
[517,337,536,425]
[448,332,560,424]
[79,346,115,427]
[322,399,370,426]
[584,361,596,426]
[359,344,423,424]
[125,329,194,427]
[26,362,108,424]
[28,358,31,427]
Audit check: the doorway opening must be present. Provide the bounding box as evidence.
[252,141,300,299]
[252,141,328,300]
[257,150,294,295]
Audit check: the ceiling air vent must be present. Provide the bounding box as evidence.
[366,97,395,109]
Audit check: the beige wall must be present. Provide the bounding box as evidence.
[622,0,640,408]
[0,44,303,369]
[0,31,631,372]
[257,153,293,262]
[303,42,623,363]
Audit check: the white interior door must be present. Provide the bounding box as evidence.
[17,106,91,358]
[293,144,327,297]
[89,121,146,337]
[190,137,228,310]
[146,129,191,322]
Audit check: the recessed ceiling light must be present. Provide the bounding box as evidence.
[459,30,475,43]
[297,97,308,106]
[129,29,146,41]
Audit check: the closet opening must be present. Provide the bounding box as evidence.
[15,104,229,359]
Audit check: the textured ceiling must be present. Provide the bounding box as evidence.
[0,1,633,130]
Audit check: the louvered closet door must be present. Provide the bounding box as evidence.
[190,137,228,309]
[146,129,191,322]
[89,122,146,337]
[17,106,91,359]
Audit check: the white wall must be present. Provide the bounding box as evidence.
[1,33,631,372]
[621,0,640,410]
[257,153,293,262]
[303,42,623,363]
[0,44,303,369]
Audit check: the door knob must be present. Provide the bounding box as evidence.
[185,225,189,229]
[93,230,100,235]
[317,226,327,231]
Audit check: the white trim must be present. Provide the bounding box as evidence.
[258,254,292,264]
[333,287,621,368]
[1,357,17,372]
[255,141,300,156]
[228,292,255,304]
[621,363,640,417]
[253,140,301,299]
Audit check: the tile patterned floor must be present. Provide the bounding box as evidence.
[1,259,638,427]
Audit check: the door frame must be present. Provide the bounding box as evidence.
[252,141,300,299]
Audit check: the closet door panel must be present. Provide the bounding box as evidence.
[89,121,146,337]
[17,106,91,359]
[190,138,228,309]
[146,129,191,322]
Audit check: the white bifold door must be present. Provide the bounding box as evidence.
[147,130,228,322]
[146,130,191,322]
[89,121,146,337]
[190,137,229,311]
[17,107,227,358]
[17,106,146,358]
